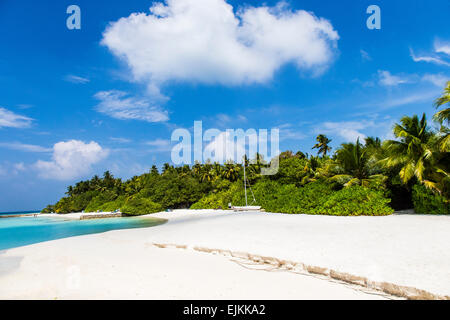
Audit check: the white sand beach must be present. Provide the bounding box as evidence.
[1,210,449,299]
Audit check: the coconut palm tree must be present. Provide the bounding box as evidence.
[434,81,450,152]
[200,169,215,183]
[150,165,159,176]
[434,80,450,125]
[66,185,74,197]
[212,162,223,178]
[312,134,332,157]
[125,176,143,195]
[222,162,239,182]
[380,114,443,188]
[192,162,202,177]
[330,138,386,188]
[162,163,174,175]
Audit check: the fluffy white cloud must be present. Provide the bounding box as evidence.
[378,70,411,86]
[94,90,169,122]
[101,0,339,93]
[0,107,33,128]
[35,140,108,180]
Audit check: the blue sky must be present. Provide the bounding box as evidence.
[0,0,449,211]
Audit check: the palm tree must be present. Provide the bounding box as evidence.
[150,165,159,176]
[162,163,174,174]
[222,162,239,182]
[66,185,74,197]
[125,176,143,195]
[434,80,450,125]
[90,175,101,190]
[192,162,202,177]
[365,137,381,149]
[380,114,443,190]
[312,134,332,157]
[330,138,386,187]
[200,170,215,183]
[434,81,450,152]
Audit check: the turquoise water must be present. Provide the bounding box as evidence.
[0,216,166,251]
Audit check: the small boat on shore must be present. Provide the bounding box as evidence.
[232,206,262,212]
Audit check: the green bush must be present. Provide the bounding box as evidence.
[138,172,211,209]
[121,197,163,216]
[194,180,393,216]
[85,191,119,212]
[311,186,394,216]
[191,182,241,209]
[229,180,334,214]
[97,195,127,212]
[41,205,56,214]
[413,184,449,215]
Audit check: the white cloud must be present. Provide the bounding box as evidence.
[422,74,449,87]
[16,104,33,109]
[64,75,90,84]
[0,107,33,128]
[145,139,172,152]
[35,140,108,180]
[381,91,439,109]
[276,123,306,141]
[410,48,450,67]
[320,121,376,142]
[360,49,371,61]
[0,142,52,153]
[209,113,248,127]
[378,70,411,86]
[14,162,26,172]
[101,0,339,96]
[146,139,170,147]
[110,137,132,143]
[0,162,27,177]
[434,39,450,56]
[94,90,169,122]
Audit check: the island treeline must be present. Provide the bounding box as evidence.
[43,82,450,216]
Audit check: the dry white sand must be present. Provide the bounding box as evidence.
[1,209,449,299]
[146,210,450,296]
[0,229,388,300]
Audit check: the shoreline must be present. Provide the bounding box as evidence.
[1,209,449,299]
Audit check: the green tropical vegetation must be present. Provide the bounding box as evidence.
[43,84,450,216]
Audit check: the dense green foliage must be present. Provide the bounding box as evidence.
[191,180,393,216]
[44,84,449,216]
[412,184,450,215]
[121,197,163,216]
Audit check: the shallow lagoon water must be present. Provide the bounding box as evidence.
[0,216,167,250]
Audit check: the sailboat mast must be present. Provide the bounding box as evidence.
[243,156,248,207]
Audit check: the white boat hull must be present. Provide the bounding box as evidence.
[232,206,262,212]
